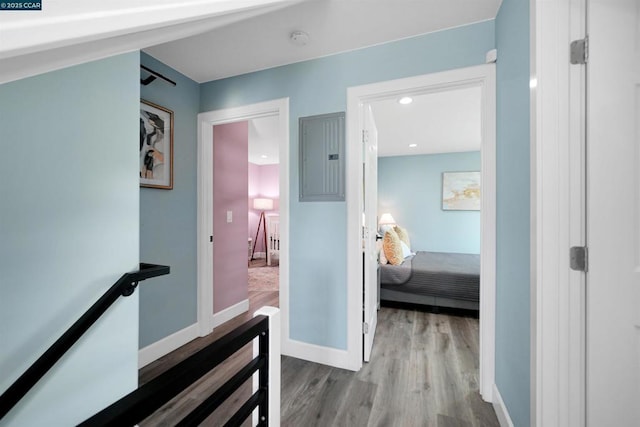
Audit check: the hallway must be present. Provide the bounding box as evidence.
[139,292,496,426]
[280,307,498,426]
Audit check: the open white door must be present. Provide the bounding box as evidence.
[363,105,379,362]
[587,0,640,424]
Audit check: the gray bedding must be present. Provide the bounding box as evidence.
[380,251,480,303]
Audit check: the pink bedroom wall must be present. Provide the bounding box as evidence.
[213,121,248,313]
[248,163,279,253]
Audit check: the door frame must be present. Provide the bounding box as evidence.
[346,64,497,400]
[531,0,586,425]
[196,98,290,336]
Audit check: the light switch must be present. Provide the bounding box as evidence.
[226,210,233,223]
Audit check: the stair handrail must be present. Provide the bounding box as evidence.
[0,263,170,420]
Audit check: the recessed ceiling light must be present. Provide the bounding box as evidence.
[398,96,413,105]
[409,144,418,148]
[261,155,268,159]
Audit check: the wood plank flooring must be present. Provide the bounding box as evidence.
[138,293,498,427]
[280,307,498,427]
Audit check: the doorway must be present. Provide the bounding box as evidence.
[346,64,496,400]
[247,116,281,295]
[196,98,290,337]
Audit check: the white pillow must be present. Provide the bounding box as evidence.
[400,240,413,258]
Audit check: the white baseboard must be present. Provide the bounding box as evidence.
[138,323,199,369]
[492,383,515,427]
[212,299,249,328]
[282,337,353,371]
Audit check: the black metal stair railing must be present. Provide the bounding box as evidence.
[0,263,170,420]
[79,314,270,426]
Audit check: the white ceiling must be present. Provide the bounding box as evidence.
[145,0,502,83]
[246,87,481,164]
[249,116,281,165]
[3,1,494,161]
[371,86,482,157]
[0,0,290,83]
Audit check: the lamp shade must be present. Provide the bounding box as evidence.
[378,213,396,226]
[253,198,273,211]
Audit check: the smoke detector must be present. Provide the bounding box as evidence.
[290,30,310,46]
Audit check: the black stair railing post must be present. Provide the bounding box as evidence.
[258,329,269,426]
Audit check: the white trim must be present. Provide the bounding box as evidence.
[212,299,249,328]
[282,338,352,371]
[197,98,290,345]
[346,64,497,394]
[532,1,586,426]
[492,383,515,427]
[138,323,199,368]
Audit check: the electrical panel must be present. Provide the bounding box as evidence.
[299,112,345,202]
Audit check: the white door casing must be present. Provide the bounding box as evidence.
[586,0,640,424]
[346,64,496,399]
[363,104,379,362]
[196,98,290,338]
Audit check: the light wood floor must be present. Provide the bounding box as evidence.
[139,292,498,427]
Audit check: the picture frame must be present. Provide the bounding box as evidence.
[140,99,173,189]
[442,171,481,211]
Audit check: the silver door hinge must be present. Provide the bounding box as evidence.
[570,36,588,64]
[362,322,369,334]
[362,130,368,143]
[570,246,588,272]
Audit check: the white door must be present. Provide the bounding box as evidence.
[363,105,379,362]
[587,0,640,424]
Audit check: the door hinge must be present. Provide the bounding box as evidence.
[570,36,588,64]
[362,322,369,334]
[570,246,588,272]
[210,235,213,243]
[362,130,368,144]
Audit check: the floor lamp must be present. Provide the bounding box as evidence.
[251,198,273,263]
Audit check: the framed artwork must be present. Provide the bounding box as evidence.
[140,100,173,189]
[442,171,481,211]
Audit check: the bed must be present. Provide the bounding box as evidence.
[380,251,480,311]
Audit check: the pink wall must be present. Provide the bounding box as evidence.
[213,122,249,313]
[248,163,279,253]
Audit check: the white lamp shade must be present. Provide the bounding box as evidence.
[253,198,273,211]
[378,213,396,226]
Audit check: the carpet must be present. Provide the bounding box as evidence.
[248,266,279,291]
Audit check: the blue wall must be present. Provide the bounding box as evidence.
[0,53,140,426]
[495,0,531,425]
[378,152,481,254]
[198,21,495,349]
[139,53,200,348]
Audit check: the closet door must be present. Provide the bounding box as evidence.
[586,0,640,424]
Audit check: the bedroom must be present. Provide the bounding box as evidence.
[364,84,485,409]
[373,86,482,311]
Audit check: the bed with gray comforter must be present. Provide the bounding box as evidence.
[380,251,480,311]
